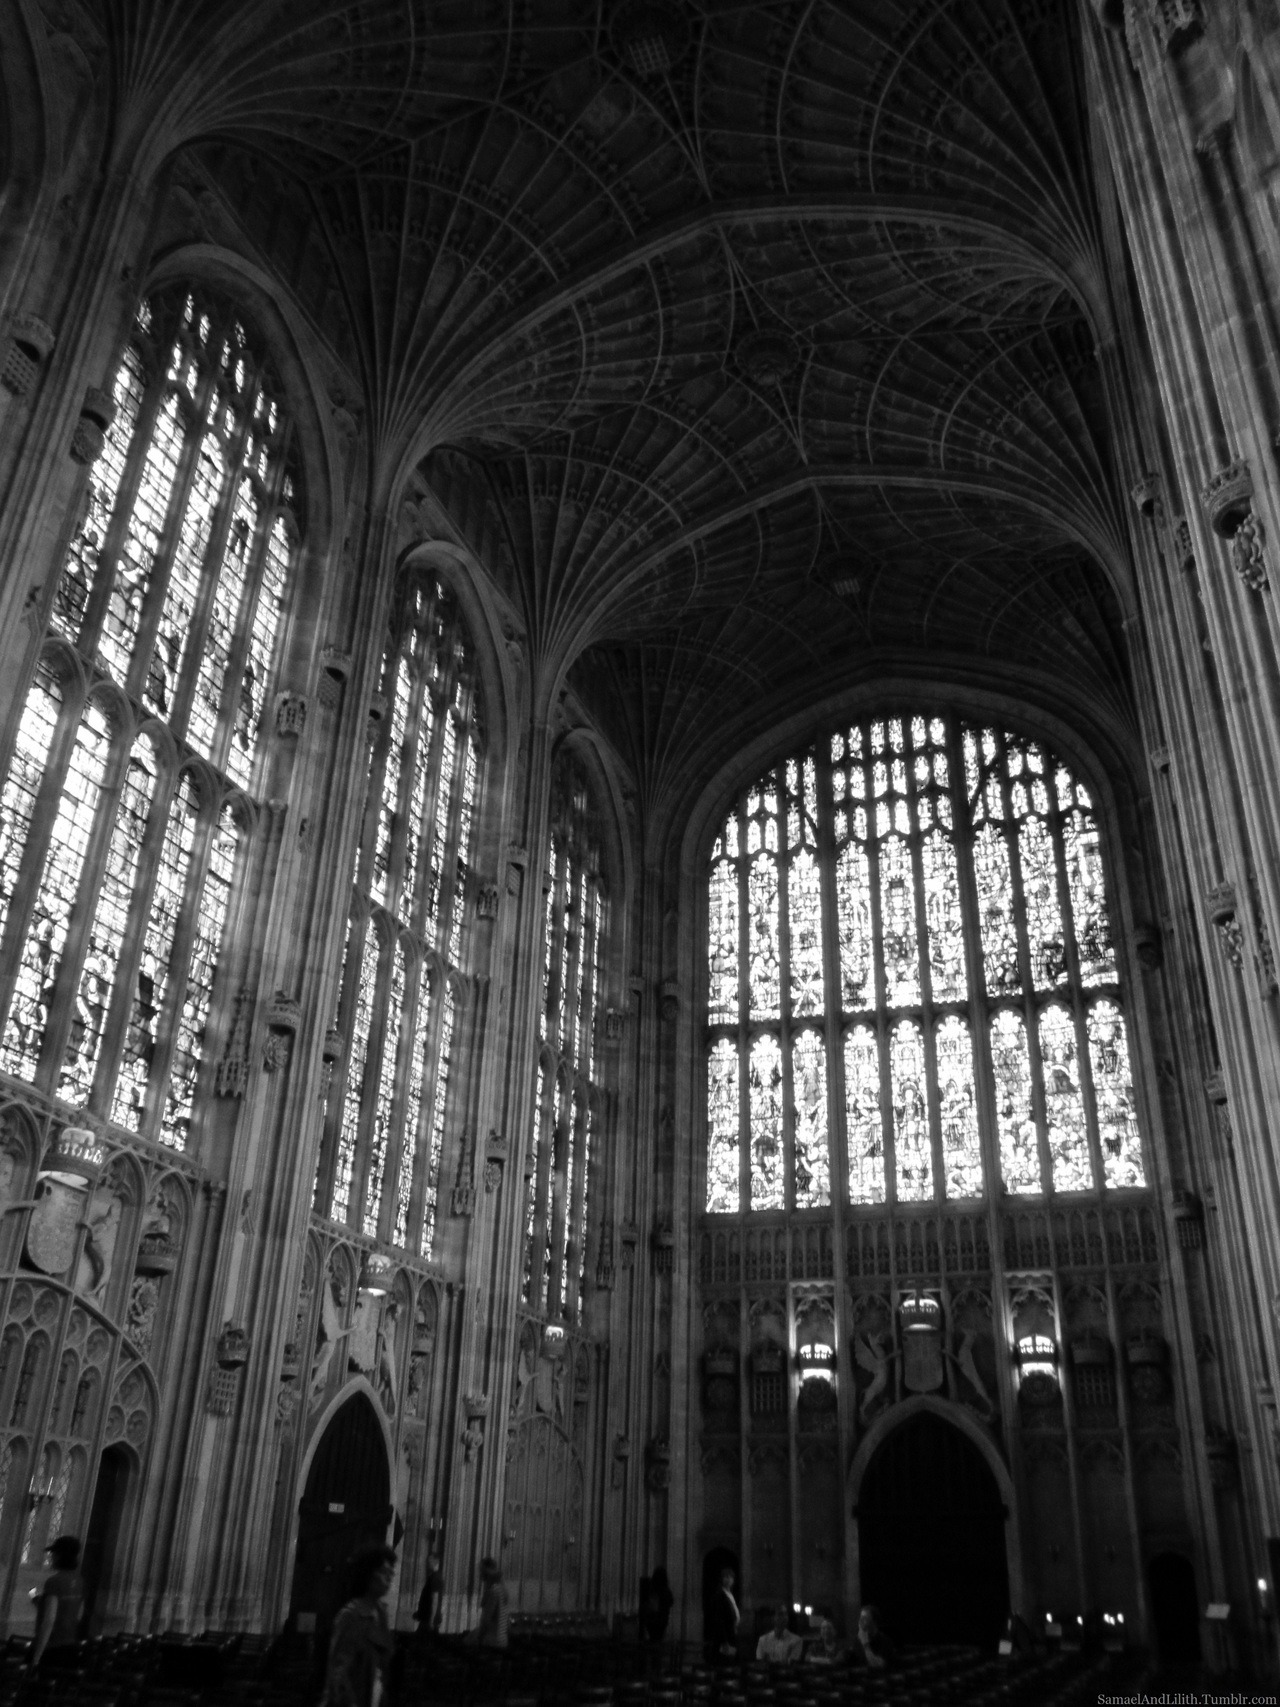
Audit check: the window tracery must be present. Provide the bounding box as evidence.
[0,287,298,1148]
[317,574,481,1257]
[705,713,1145,1212]
[524,754,608,1321]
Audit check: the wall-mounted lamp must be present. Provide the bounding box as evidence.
[41,1127,107,1189]
[360,1253,394,1296]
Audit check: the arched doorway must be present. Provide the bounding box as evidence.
[82,1445,130,1635]
[291,1392,391,1648]
[1148,1552,1201,1664]
[858,1410,1008,1647]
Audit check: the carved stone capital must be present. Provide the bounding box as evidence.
[266,990,302,1033]
[1202,461,1252,538]
[1131,473,1161,515]
[475,883,500,920]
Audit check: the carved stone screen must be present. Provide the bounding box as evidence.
[705,713,1144,1212]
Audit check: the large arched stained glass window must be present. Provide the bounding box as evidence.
[316,572,481,1257]
[0,288,298,1148]
[524,753,609,1322]
[705,714,1145,1212]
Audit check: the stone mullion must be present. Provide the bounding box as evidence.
[0,661,88,1030]
[866,747,895,1217]
[202,479,284,785]
[31,709,139,1094]
[546,1089,571,1319]
[118,376,221,715]
[386,654,426,933]
[1048,798,1108,1196]
[345,925,394,1234]
[72,356,170,664]
[999,739,1054,1196]
[434,709,470,963]
[409,688,449,944]
[736,801,750,1215]
[778,770,796,1214]
[564,1095,589,1321]
[402,961,447,1256]
[372,945,418,1244]
[88,754,176,1115]
[906,743,944,1202]
[136,785,224,1143]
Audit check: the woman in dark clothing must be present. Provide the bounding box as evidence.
[639,1566,675,1642]
[30,1536,84,1669]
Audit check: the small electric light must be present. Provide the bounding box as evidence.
[805,1605,813,1617]
[793,1602,801,1613]
[1117,1614,1124,1624]
[1258,1577,1268,1593]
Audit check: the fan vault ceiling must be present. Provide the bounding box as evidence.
[67,0,1137,803]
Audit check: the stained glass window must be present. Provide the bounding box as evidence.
[317,571,483,1256]
[0,285,299,1151]
[524,751,610,1319]
[705,712,1145,1213]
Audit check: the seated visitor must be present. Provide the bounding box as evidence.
[854,1604,895,1669]
[807,1619,846,1666]
[756,1603,804,1665]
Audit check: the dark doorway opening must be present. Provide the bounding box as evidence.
[1148,1552,1201,1664]
[82,1445,130,1635]
[858,1410,1008,1648]
[291,1393,391,1653]
[702,1545,740,1648]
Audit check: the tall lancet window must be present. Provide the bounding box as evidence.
[0,288,299,1147]
[704,714,1145,1212]
[317,573,482,1257]
[524,754,608,1322]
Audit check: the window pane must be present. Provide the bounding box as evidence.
[100,390,185,686]
[890,1018,931,1201]
[921,830,965,1002]
[163,803,237,1149]
[936,1015,982,1198]
[1039,1003,1091,1191]
[426,712,457,934]
[791,1029,829,1207]
[395,971,431,1250]
[836,840,873,1010]
[374,655,412,910]
[146,426,223,725]
[879,834,920,1008]
[226,512,289,789]
[112,774,201,1130]
[1088,1000,1145,1187]
[707,852,738,1022]
[1,698,112,1082]
[706,1040,740,1212]
[1018,814,1067,989]
[748,1034,784,1211]
[0,663,62,948]
[58,738,157,1104]
[787,847,823,1018]
[424,982,454,1256]
[447,734,478,966]
[747,857,780,1019]
[973,822,1020,994]
[364,943,407,1237]
[524,1062,547,1300]
[991,1008,1039,1193]
[53,346,146,642]
[334,925,379,1222]
[402,691,434,926]
[1062,791,1115,984]
[844,1024,884,1205]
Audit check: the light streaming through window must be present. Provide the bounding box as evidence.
[705,714,1144,1211]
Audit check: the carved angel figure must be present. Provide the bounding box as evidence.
[309,1265,347,1405]
[855,1331,897,1419]
[948,1328,994,1417]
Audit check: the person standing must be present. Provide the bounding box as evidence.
[473,1557,508,1649]
[705,1565,740,1661]
[639,1566,674,1643]
[322,1545,397,1707]
[29,1536,84,1670]
[414,1551,444,1638]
